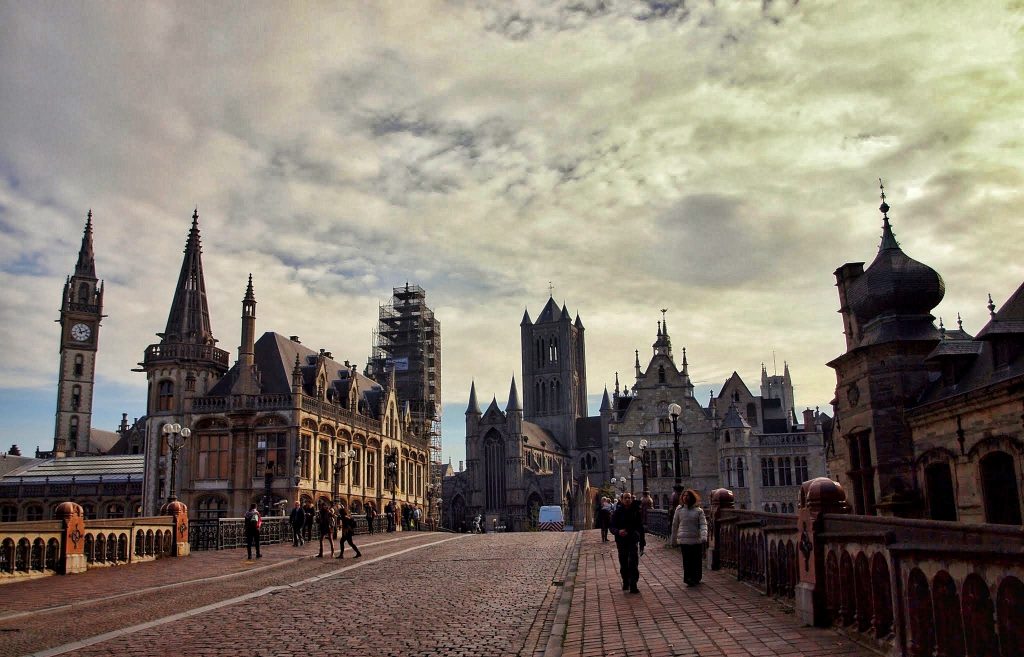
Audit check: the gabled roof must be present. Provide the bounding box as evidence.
[723,404,750,429]
[977,281,1024,338]
[535,297,562,323]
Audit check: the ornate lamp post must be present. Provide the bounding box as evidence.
[384,449,398,531]
[161,422,191,503]
[667,403,683,487]
[626,439,649,497]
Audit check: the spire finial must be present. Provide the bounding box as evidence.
[244,273,255,301]
[548,281,554,298]
[957,312,963,330]
[876,179,900,250]
[879,178,889,217]
[87,208,93,223]
[660,308,668,335]
[939,316,946,339]
[988,293,996,316]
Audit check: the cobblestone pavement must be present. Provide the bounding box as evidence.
[1,530,882,657]
[562,531,878,657]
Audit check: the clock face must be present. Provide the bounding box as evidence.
[71,323,91,342]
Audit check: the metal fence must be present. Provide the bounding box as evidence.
[189,515,429,552]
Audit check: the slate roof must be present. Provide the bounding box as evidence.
[0,455,144,483]
[521,421,562,453]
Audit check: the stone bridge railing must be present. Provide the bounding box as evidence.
[189,514,430,551]
[0,500,188,583]
[707,480,1024,657]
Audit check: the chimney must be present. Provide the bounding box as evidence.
[802,408,815,431]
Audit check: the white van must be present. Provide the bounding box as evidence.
[537,505,565,531]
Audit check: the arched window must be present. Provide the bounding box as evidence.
[197,496,227,520]
[980,451,1022,525]
[737,457,745,488]
[552,337,559,362]
[365,450,376,489]
[925,462,957,521]
[77,282,90,303]
[725,459,733,487]
[68,416,79,449]
[0,505,17,522]
[157,380,175,411]
[658,365,666,383]
[71,385,82,410]
[724,430,731,443]
[540,381,547,413]
[25,505,44,521]
[105,503,124,519]
[484,430,506,511]
[796,457,809,483]
[73,354,84,377]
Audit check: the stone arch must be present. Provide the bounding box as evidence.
[84,534,94,562]
[932,570,965,657]
[996,576,1024,657]
[117,533,129,562]
[95,533,106,562]
[907,567,935,657]
[145,530,155,555]
[449,494,467,531]
[135,530,145,556]
[320,423,335,436]
[0,538,12,573]
[854,552,872,632]
[786,541,797,598]
[106,533,117,562]
[825,550,840,622]
[31,538,44,571]
[839,551,855,626]
[768,541,778,595]
[162,530,172,554]
[979,450,1022,525]
[45,538,59,570]
[757,533,766,586]
[870,552,893,639]
[16,538,29,571]
[961,573,998,657]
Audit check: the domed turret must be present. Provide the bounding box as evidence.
[847,189,944,322]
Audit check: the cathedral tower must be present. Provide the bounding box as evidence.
[53,211,104,457]
[520,297,588,450]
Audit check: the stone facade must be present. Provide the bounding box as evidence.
[828,191,1024,523]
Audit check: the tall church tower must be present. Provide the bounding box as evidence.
[54,211,104,457]
[520,297,588,450]
[140,210,230,513]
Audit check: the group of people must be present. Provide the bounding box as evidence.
[596,485,708,594]
[287,500,362,558]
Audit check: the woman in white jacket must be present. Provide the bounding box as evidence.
[667,489,708,586]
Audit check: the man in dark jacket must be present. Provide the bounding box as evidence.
[289,501,305,547]
[244,503,262,560]
[609,492,645,593]
[302,500,315,542]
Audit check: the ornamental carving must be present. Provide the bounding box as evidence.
[846,383,860,407]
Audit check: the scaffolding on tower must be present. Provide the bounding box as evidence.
[368,284,442,518]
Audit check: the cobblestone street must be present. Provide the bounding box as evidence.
[1,531,878,657]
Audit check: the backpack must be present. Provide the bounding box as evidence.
[245,510,260,531]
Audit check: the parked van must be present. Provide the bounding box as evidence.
[538,505,565,531]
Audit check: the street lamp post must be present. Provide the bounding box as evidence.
[668,403,683,487]
[162,423,191,504]
[384,449,398,532]
[626,439,649,497]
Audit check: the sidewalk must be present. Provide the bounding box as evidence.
[560,531,878,657]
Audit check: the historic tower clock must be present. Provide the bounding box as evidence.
[54,211,104,457]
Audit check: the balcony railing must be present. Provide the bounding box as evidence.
[143,342,230,367]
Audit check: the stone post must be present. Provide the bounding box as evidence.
[161,500,190,557]
[55,501,87,574]
[709,488,734,571]
[795,477,849,627]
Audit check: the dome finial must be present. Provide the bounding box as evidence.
[876,178,900,251]
[988,293,996,316]
[879,178,889,217]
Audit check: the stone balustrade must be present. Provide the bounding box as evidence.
[706,479,1024,657]
[0,500,188,583]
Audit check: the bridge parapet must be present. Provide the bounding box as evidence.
[709,478,1024,657]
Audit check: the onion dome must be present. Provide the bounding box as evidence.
[161,500,188,515]
[55,501,84,518]
[847,184,945,322]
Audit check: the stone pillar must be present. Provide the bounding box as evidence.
[55,501,87,574]
[709,488,734,571]
[160,500,190,557]
[795,477,849,627]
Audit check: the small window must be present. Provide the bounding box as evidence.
[73,354,84,377]
[157,380,174,412]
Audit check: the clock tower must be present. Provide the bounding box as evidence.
[54,211,104,457]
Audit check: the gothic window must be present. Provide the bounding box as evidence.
[980,451,1022,525]
[783,457,793,485]
[762,459,771,487]
[365,451,376,489]
[318,439,329,482]
[795,457,809,483]
[733,390,740,403]
[197,433,230,479]
[551,379,560,411]
[77,282,89,303]
[73,354,84,377]
[416,463,422,494]
[0,505,16,522]
[196,496,227,520]
[682,449,691,477]
[847,431,876,515]
[746,403,757,424]
[352,448,362,487]
[661,451,673,478]
[25,505,43,521]
[737,458,745,488]
[300,434,312,480]
[69,416,79,450]
[157,380,174,411]
[767,458,776,486]
[646,452,657,478]
[256,433,287,477]
[658,365,666,383]
[925,462,957,521]
[553,337,559,363]
[540,381,547,413]
[535,382,542,412]
[71,385,81,410]
[725,430,731,443]
[659,418,671,433]
[483,430,506,511]
[726,458,733,487]
[105,503,124,519]
[536,339,543,368]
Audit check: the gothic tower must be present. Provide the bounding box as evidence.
[53,211,104,457]
[520,297,588,450]
[140,210,230,513]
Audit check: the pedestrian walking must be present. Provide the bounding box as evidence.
[290,501,305,547]
[609,492,645,594]
[302,500,315,542]
[365,504,376,534]
[385,500,396,532]
[337,507,362,559]
[667,489,708,586]
[413,506,422,530]
[244,503,262,560]
[316,500,336,558]
[597,496,613,542]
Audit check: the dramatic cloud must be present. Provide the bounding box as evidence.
[1,1,1022,465]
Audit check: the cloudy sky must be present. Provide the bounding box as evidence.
[1,1,1021,467]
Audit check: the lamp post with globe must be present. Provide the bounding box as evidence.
[162,422,191,504]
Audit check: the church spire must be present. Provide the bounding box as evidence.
[75,210,97,278]
[878,179,901,251]
[467,380,481,415]
[162,209,217,346]
[506,375,522,413]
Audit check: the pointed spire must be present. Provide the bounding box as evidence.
[682,347,689,374]
[75,210,97,278]
[614,371,620,396]
[600,386,611,411]
[162,209,217,346]
[506,375,522,412]
[467,380,481,415]
[521,308,532,326]
[878,178,901,251]
[660,308,668,336]
[244,273,255,302]
[561,303,571,320]
[574,312,584,330]
[657,320,662,338]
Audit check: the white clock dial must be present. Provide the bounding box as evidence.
[71,323,91,341]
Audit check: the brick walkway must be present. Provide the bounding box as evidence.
[561,531,878,657]
[0,531,880,657]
